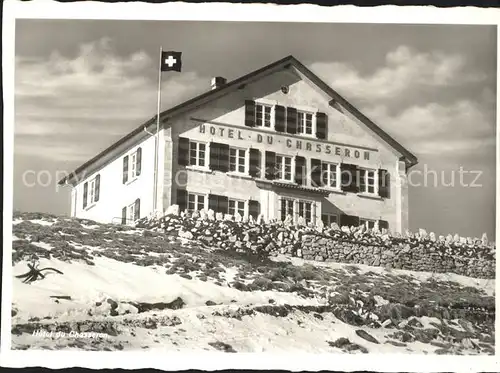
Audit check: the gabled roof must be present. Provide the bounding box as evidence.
[58,55,417,185]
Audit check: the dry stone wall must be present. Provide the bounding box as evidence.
[136,207,496,279]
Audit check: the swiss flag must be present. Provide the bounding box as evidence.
[160,51,182,72]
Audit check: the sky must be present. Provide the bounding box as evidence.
[12,20,497,239]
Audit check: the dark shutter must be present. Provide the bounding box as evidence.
[295,156,306,185]
[379,220,389,230]
[134,198,140,221]
[123,156,129,184]
[265,151,276,180]
[94,175,100,202]
[274,105,286,132]
[378,169,390,198]
[208,194,218,212]
[245,100,256,127]
[218,196,229,215]
[249,148,261,177]
[311,158,322,187]
[219,144,230,173]
[121,206,127,225]
[316,112,328,139]
[341,163,359,193]
[359,169,366,193]
[340,214,360,228]
[178,137,190,166]
[286,107,297,134]
[83,182,88,209]
[209,142,221,171]
[177,189,188,212]
[249,200,260,219]
[136,147,142,176]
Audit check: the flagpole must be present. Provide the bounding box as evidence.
[153,46,163,214]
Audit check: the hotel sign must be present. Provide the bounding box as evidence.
[198,123,373,161]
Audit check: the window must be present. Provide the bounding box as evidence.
[228,199,245,216]
[322,213,338,226]
[127,202,135,223]
[359,218,376,229]
[189,141,206,167]
[130,153,136,177]
[229,148,246,173]
[297,111,314,135]
[188,193,205,212]
[83,174,100,209]
[123,148,142,184]
[280,198,294,221]
[359,168,378,195]
[276,155,293,181]
[297,200,312,222]
[280,198,315,224]
[255,104,272,128]
[321,162,340,188]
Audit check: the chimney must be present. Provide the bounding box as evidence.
[211,76,227,90]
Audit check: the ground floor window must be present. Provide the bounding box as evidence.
[280,197,315,224]
[322,213,338,226]
[228,198,245,216]
[359,218,376,229]
[188,193,205,212]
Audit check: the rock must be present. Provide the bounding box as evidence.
[207,209,215,221]
[418,228,427,239]
[215,213,223,221]
[481,232,489,246]
[331,222,340,230]
[205,300,217,306]
[191,210,200,219]
[248,215,255,225]
[283,214,293,226]
[234,212,242,222]
[199,210,208,220]
[355,329,379,344]
[429,232,436,241]
[453,234,460,243]
[297,216,306,227]
[166,205,180,216]
[316,219,324,232]
[179,230,194,240]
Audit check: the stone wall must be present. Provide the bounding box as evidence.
[136,207,496,279]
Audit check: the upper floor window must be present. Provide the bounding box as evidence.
[123,147,142,184]
[229,147,246,173]
[359,168,378,195]
[276,155,293,182]
[228,198,245,216]
[297,111,314,135]
[255,104,272,128]
[83,174,100,209]
[321,162,340,189]
[189,141,207,167]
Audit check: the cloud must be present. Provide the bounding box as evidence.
[15,38,209,160]
[363,96,495,155]
[310,45,487,103]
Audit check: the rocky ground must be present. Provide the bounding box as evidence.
[10,211,495,354]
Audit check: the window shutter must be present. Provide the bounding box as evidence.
[178,137,190,166]
[94,175,100,202]
[294,156,306,185]
[209,142,220,171]
[358,169,366,193]
[249,200,260,219]
[122,156,129,184]
[265,151,276,180]
[134,198,140,221]
[83,182,88,209]
[341,163,359,193]
[208,194,218,212]
[219,144,230,173]
[379,219,389,230]
[249,148,261,177]
[310,158,322,187]
[378,169,390,198]
[218,196,229,215]
[316,112,328,139]
[176,189,188,212]
[121,206,127,225]
[340,214,360,228]
[286,107,297,134]
[274,105,286,132]
[245,100,256,127]
[136,147,142,176]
